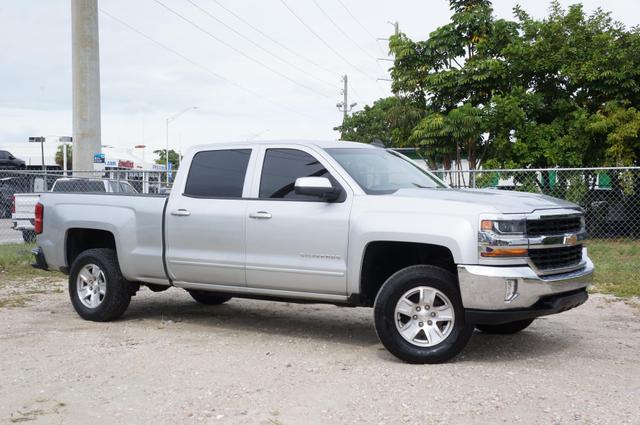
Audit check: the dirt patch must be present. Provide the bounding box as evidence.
[0,280,638,424]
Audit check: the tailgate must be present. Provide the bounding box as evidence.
[13,194,39,218]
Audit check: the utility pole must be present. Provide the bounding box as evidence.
[71,0,102,173]
[336,75,357,121]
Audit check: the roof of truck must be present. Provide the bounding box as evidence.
[191,140,377,151]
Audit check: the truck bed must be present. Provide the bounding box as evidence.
[38,192,169,285]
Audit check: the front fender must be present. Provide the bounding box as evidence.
[346,210,476,295]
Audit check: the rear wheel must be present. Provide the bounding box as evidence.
[476,319,534,334]
[69,248,131,322]
[187,290,231,306]
[374,265,473,364]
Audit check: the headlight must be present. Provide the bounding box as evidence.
[480,219,525,235]
[479,219,528,258]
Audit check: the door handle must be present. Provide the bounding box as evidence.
[171,209,191,217]
[249,211,272,219]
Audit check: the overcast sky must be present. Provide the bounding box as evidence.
[1,0,638,164]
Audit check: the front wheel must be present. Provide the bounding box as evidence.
[374,265,473,364]
[69,248,131,322]
[476,319,534,334]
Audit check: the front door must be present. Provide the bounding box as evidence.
[245,147,352,295]
[166,148,253,286]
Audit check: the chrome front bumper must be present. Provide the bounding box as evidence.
[458,250,594,310]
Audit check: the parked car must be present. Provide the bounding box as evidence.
[32,141,593,363]
[0,176,31,219]
[0,150,26,169]
[12,178,137,242]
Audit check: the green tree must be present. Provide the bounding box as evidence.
[335,97,423,147]
[389,0,512,170]
[588,102,640,166]
[154,149,181,170]
[55,145,72,170]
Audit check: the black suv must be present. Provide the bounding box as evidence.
[0,150,26,169]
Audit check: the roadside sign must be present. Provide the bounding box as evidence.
[59,136,73,143]
[29,136,46,143]
[94,153,106,171]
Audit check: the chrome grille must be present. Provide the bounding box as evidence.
[529,245,583,272]
[526,216,582,236]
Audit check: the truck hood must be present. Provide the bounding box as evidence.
[392,188,580,214]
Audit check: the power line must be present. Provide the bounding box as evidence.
[278,0,375,80]
[309,0,376,62]
[206,0,340,79]
[335,0,385,54]
[98,8,319,119]
[152,0,334,100]
[186,0,336,90]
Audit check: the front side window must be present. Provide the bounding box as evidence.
[184,149,251,198]
[326,148,446,195]
[259,149,331,200]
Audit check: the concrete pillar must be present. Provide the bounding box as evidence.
[71,0,102,173]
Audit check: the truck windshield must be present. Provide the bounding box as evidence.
[325,148,446,195]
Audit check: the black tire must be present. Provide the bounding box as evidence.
[69,248,131,322]
[476,319,535,334]
[187,290,231,306]
[374,265,473,364]
[22,230,36,243]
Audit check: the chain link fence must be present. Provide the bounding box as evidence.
[1,169,168,244]
[1,167,638,245]
[433,167,640,239]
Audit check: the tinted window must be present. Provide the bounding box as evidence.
[259,149,330,200]
[0,151,7,159]
[52,180,106,192]
[185,149,251,198]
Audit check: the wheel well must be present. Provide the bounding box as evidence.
[359,241,456,307]
[66,228,116,268]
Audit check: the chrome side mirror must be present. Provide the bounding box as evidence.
[294,177,341,202]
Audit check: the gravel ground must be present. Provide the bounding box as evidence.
[0,279,638,425]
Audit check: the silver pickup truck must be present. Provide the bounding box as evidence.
[33,141,593,363]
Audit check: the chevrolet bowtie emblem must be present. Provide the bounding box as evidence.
[563,234,578,246]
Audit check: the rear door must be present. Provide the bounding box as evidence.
[165,148,254,286]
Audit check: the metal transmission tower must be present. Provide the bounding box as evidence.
[71,0,102,173]
[336,75,357,121]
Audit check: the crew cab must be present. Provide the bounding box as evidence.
[32,141,593,363]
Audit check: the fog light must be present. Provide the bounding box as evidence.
[504,279,518,303]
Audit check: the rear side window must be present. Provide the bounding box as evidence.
[259,149,330,200]
[184,149,251,198]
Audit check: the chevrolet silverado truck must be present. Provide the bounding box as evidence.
[32,141,593,363]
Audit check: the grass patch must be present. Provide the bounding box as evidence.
[588,239,640,298]
[0,243,52,282]
[0,243,64,309]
